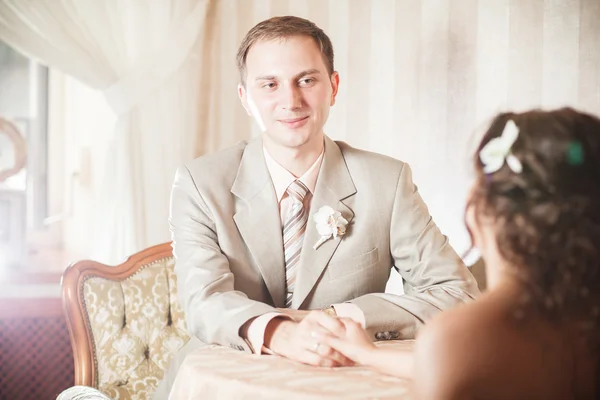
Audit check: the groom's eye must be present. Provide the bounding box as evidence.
[299,78,316,86]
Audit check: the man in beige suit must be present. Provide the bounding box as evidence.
[156,15,479,398]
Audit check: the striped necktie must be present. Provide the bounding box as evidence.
[283,180,309,308]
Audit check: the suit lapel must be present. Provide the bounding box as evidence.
[292,136,356,309]
[232,137,286,308]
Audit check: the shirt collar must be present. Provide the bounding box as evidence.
[263,146,324,203]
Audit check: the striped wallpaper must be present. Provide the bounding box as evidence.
[195,0,600,262]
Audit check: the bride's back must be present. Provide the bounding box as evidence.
[418,289,599,400]
[412,108,600,400]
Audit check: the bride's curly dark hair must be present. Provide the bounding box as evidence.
[468,107,600,324]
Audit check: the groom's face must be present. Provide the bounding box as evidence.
[238,35,339,151]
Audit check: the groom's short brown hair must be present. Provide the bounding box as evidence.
[236,16,335,85]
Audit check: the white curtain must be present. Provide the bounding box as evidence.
[0,0,213,263]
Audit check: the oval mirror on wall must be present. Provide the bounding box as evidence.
[0,117,27,183]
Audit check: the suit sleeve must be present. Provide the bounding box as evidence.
[169,166,277,352]
[349,163,480,340]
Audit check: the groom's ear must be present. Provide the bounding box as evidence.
[329,72,340,107]
[238,84,252,116]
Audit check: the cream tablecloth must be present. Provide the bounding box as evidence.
[169,340,414,399]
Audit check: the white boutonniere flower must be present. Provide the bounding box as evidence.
[312,206,348,250]
[479,120,523,174]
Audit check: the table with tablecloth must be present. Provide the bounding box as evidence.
[169,340,414,399]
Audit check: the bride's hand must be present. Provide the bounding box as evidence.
[315,318,376,365]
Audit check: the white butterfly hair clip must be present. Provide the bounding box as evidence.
[479,120,523,174]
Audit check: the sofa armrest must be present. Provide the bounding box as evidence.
[56,386,113,400]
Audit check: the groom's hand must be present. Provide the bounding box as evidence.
[265,311,354,367]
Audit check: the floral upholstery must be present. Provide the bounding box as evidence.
[80,256,189,399]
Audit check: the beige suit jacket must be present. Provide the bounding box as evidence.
[154,135,480,398]
[169,135,479,350]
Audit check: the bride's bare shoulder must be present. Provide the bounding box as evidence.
[411,297,525,399]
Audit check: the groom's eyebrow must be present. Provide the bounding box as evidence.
[256,75,277,81]
[255,69,321,82]
[294,69,320,80]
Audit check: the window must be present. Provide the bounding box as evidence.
[0,41,49,270]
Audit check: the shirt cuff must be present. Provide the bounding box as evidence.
[332,303,366,328]
[245,312,291,355]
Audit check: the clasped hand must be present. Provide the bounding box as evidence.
[266,310,357,368]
